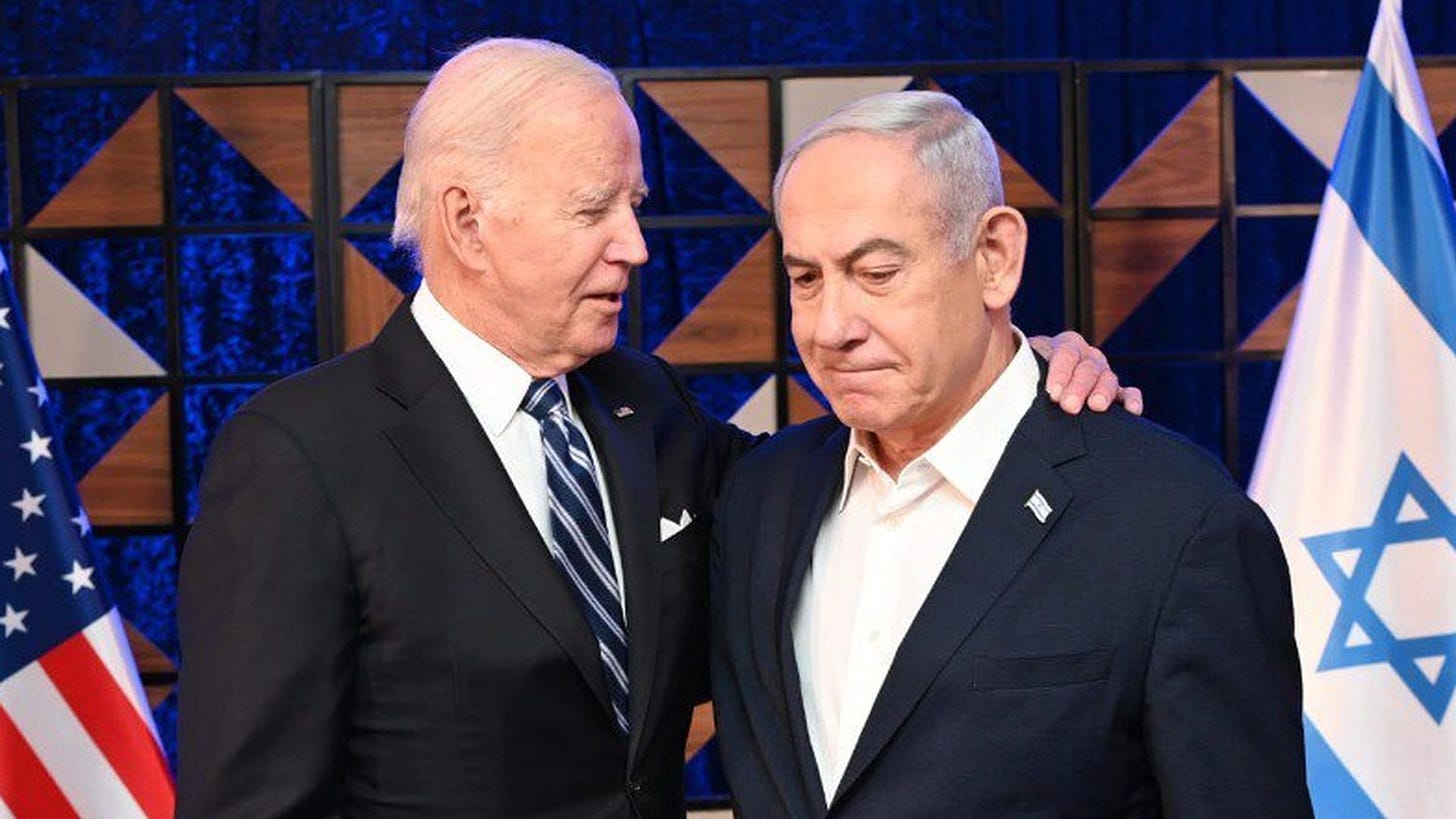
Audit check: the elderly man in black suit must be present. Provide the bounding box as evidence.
[710,91,1314,818]
[177,39,1132,818]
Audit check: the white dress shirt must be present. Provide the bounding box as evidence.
[411,281,626,616]
[792,330,1039,801]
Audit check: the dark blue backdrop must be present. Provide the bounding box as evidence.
[4,0,1455,77]
[5,0,1455,807]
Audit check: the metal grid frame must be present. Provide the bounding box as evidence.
[3,56,1453,802]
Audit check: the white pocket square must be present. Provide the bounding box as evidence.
[659,509,693,541]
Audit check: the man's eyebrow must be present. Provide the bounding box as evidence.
[782,252,816,269]
[783,238,911,271]
[841,238,911,267]
[572,182,651,208]
[573,186,618,208]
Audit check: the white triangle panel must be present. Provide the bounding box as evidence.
[24,247,166,378]
[781,76,914,157]
[727,376,778,436]
[1238,70,1361,171]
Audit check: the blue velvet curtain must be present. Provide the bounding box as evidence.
[5,0,1454,76]
[5,0,1455,806]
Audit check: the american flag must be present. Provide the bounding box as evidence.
[0,251,174,818]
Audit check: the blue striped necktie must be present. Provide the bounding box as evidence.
[521,378,630,735]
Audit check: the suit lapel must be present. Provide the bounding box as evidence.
[374,306,613,717]
[776,425,849,817]
[831,398,1085,807]
[570,371,663,764]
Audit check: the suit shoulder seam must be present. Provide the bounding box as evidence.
[227,408,359,592]
[1147,487,1244,638]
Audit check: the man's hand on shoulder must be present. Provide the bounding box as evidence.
[1028,331,1144,416]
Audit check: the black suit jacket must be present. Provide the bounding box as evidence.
[178,304,747,818]
[711,383,1313,818]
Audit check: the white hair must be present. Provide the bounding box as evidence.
[390,38,621,257]
[773,90,1003,259]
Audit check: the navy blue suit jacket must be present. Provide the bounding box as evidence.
[711,383,1313,817]
[180,304,748,818]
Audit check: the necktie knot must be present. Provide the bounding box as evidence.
[522,378,567,422]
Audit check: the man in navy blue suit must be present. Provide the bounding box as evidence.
[178,40,1136,818]
[710,90,1314,817]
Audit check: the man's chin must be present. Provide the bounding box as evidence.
[572,328,621,360]
[823,395,893,431]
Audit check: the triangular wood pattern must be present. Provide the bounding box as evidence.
[654,231,776,364]
[79,396,172,526]
[685,703,715,761]
[787,377,829,425]
[997,144,1058,208]
[30,93,163,227]
[125,619,176,677]
[1417,66,1456,135]
[1241,282,1301,352]
[124,620,177,708]
[639,80,771,208]
[342,241,405,351]
[144,685,175,710]
[1096,78,1221,209]
[1091,217,1217,342]
[338,84,423,216]
[175,85,313,216]
[922,78,1057,208]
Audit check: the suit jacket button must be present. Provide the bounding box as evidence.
[626,777,645,794]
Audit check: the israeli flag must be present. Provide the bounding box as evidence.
[1248,0,1456,816]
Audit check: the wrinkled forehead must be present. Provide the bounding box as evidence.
[784,131,924,195]
[780,133,925,213]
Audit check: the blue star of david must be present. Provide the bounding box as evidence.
[1303,453,1456,723]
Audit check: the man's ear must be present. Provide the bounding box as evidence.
[974,205,1027,311]
[438,185,490,271]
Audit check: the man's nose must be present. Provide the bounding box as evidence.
[812,279,869,351]
[607,211,650,268]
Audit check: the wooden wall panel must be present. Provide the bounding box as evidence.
[1096,78,1221,209]
[175,85,313,216]
[639,80,771,208]
[655,231,777,364]
[30,94,163,227]
[686,704,715,761]
[1418,66,1456,134]
[78,397,172,526]
[997,144,1058,209]
[1091,217,1217,342]
[338,84,423,215]
[1242,283,1301,352]
[125,621,177,707]
[342,241,405,350]
[787,377,829,424]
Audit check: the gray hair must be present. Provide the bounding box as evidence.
[391,38,621,255]
[772,90,1003,260]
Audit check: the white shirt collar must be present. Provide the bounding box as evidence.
[411,279,571,437]
[837,328,1040,509]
